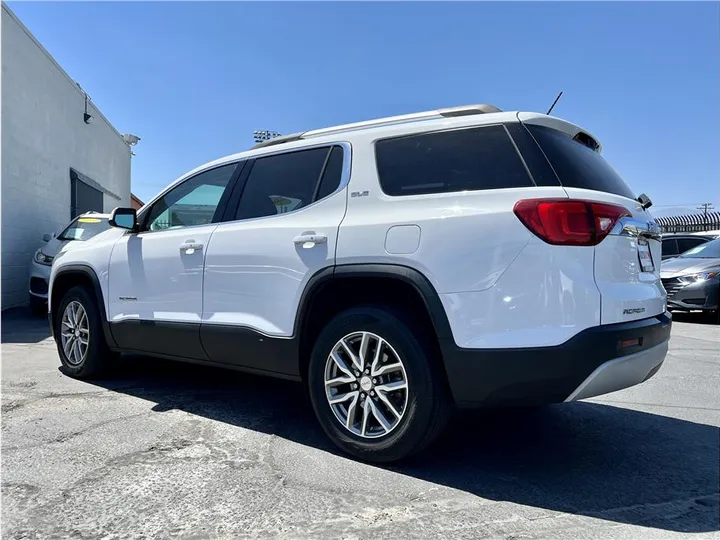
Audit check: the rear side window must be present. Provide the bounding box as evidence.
[676,237,708,254]
[526,124,635,200]
[315,146,344,200]
[235,146,342,220]
[375,125,532,196]
[661,238,679,257]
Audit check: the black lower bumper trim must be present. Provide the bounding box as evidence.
[442,313,672,408]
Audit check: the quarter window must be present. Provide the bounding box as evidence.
[375,125,532,196]
[143,163,237,232]
[234,146,342,221]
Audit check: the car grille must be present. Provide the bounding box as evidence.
[661,278,684,299]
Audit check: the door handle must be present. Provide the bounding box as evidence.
[293,232,327,246]
[180,241,204,254]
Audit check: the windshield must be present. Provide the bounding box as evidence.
[680,238,720,259]
[58,216,110,241]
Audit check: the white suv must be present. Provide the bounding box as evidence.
[48,104,671,462]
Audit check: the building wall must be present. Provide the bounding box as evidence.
[1,4,131,309]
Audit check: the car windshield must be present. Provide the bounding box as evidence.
[679,238,720,259]
[57,216,110,241]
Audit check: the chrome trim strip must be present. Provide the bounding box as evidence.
[610,216,662,240]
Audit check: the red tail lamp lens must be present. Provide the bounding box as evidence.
[513,199,631,246]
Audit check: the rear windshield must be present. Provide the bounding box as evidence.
[375,125,532,196]
[58,216,110,241]
[526,124,636,200]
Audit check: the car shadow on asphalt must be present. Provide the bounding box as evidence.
[1,308,51,344]
[80,355,719,534]
[671,310,719,325]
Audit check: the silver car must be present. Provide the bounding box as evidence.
[660,238,720,314]
[29,213,111,314]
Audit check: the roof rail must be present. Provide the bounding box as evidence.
[250,103,503,148]
[438,104,502,117]
[303,110,443,138]
[251,132,305,150]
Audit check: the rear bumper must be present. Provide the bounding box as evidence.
[442,312,672,408]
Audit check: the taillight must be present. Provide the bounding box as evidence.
[513,199,631,246]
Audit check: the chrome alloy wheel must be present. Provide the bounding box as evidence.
[324,331,409,439]
[60,301,90,366]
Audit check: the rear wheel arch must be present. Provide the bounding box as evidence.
[295,264,454,386]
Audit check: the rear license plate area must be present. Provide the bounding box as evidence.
[637,238,654,272]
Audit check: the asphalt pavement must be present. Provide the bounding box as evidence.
[2,309,719,539]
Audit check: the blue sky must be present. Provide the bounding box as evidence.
[9,2,719,216]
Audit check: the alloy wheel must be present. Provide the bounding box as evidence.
[324,331,409,439]
[60,301,90,366]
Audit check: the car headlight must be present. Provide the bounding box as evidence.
[677,269,720,284]
[34,249,54,266]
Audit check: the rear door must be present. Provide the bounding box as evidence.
[200,144,348,376]
[522,118,665,324]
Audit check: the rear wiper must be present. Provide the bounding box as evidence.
[637,193,653,209]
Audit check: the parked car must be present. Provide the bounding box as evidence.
[661,238,719,313]
[661,233,716,261]
[29,213,110,314]
[47,104,671,462]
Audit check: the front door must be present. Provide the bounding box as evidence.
[107,163,239,358]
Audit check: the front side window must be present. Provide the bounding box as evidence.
[143,163,237,232]
[375,125,532,196]
[234,146,342,221]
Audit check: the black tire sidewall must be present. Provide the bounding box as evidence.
[54,286,109,378]
[308,306,444,462]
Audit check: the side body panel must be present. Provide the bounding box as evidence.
[336,122,603,349]
[49,227,126,317]
[201,191,347,336]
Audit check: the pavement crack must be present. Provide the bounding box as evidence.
[2,412,153,451]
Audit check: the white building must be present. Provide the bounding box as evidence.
[1,4,132,309]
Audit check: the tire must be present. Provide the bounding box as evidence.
[54,285,116,379]
[308,306,451,463]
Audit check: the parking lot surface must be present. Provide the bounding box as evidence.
[2,310,719,539]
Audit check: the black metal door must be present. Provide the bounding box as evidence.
[70,172,103,218]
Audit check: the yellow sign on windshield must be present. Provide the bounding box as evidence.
[78,218,101,223]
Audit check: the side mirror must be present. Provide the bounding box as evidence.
[42,233,52,242]
[109,207,138,232]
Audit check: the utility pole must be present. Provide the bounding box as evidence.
[697,202,714,230]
